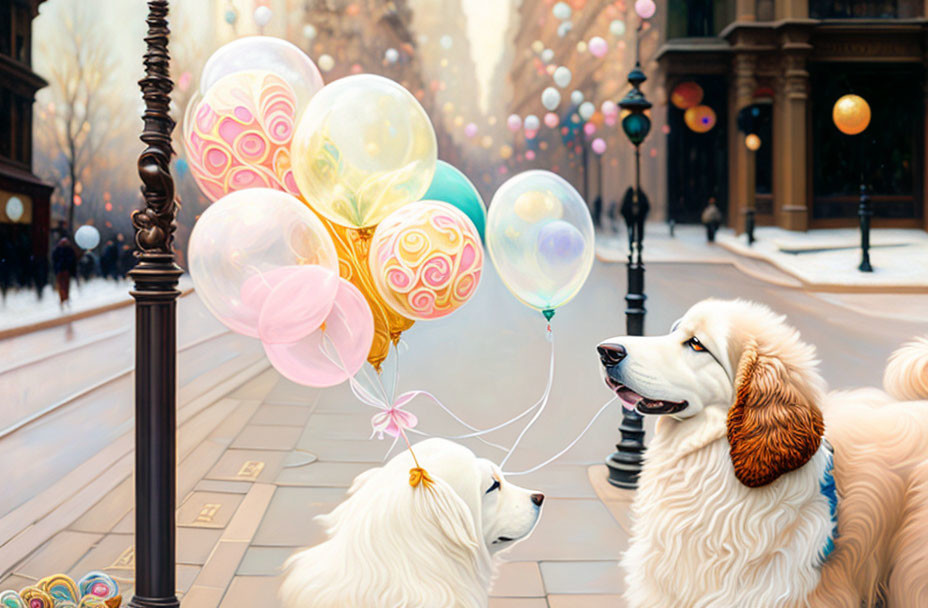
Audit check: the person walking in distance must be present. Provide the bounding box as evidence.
[52,237,77,309]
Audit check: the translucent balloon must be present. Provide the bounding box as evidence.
[601,100,619,117]
[199,37,322,110]
[635,0,657,19]
[253,5,272,26]
[487,171,594,314]
[184,70,299,201]
[303,24,317,40]
[465,122,478,138]
[589,36,608,58]
[578,101,595,121]
[570,90,584,105]
[541,48,554,63]
[440,35,453,49]
[75,225,100,250]
[370,201,483,321]
[552,1,572,20]
[524,114,540,131]
[553,66,571,88]
[592,138,607,155]
[507,114,522,132]
[385,48,399,64]
[188,188,338,338]
[542,87,561,111]
[610,19,626,37]
[291,74,437,229]
[263,278,374,387]
[318,54,334,72]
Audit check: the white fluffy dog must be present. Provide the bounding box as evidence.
[598,299,928,608]
[279,438,545,608]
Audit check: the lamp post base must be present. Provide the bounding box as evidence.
[129,596,180,608]
[858,184,873,273]
[606,408,645,489]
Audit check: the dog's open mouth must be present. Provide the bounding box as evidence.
[604,377,688,415]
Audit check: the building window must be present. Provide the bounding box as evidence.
[14,95,31,165]
[809,0,921,18]
[811,63,923,221]
[0,89,12,160]
[0,0,11,57]
[667,0,733,38]
[14,2,30,63]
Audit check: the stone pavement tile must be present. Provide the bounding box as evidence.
[178,528,224,566]
[177,564,201,594]
[180,585,225,608]
[501,499,628,561]
[252,487,346,547]
[293,437,392,463]
[67,533,134,578]
[69,477,133,534]
[587,465,635,535]
[178,441,231,501]
[236,546,293,576]
[194,480,254,495]
[14,530,102,578]
[274,461,376,488]
[230,425,302,451]
[512,465,597,499]
[192,540,249,589]
[490,561,544,597]
[217,574,284,608]
[221,484,276,543]
[226,369,279,402]
[262,377,322,406]
[488,599,548,608]
[300,412,376,440]
[177,492,246,530]
[205,449,287,483]
[539,561,623,595]
[547,594,625,607]
[0,574,36,593]
[112,511,133,534]
[249,404,313,427]
[207,402,263,447]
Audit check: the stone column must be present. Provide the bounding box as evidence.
[730,52,757,232]
[736,0,757,21]
[774,29,812,231]
[777,0,809,19]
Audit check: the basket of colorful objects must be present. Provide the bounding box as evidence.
[0,571,121,608]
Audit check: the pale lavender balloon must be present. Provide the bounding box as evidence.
[537,220,585,269]
[592,138,607,155]
[257,265,339,344]
[588,36,608,58]
[507,114,522,132]
[263,279,374,387]
[465,122,478,137]
[635,0,657,19]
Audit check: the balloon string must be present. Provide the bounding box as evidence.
[503,397,617,476]
[499,324,556,469]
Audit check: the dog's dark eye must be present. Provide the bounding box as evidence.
[485,479,500,494]
[685,337,707,352]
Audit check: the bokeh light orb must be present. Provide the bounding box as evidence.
[745,134,761,151]
[684,105,716,133]
[832,94,871,135]
[670,81,704,110]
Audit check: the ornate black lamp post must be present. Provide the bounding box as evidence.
[129,2,181,607]
[605,36,651,490]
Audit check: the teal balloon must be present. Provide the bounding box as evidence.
[423,161,486,240]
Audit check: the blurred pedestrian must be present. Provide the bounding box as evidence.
[101,240,118,281]
[52,237,77,308]
[701,197,723,242]
[31,253,49,299]
[607,199,620,234]
[592,194,603,228]
[78,250,98,281]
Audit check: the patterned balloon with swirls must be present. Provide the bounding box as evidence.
[370,201,482,321]
[183,70,299,202]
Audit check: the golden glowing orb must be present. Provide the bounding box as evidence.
[745,134,761,151]
[832,94,870,135]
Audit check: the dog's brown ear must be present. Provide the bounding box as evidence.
[727,341,824,488]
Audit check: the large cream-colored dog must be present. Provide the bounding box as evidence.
[598,299,928,608]
[279,438,545,608]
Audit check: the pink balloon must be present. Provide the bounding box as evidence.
[263,279,374,387]
[601,100,618,117]
[507,114,522,132]
[635,0,656,19]
[544,112,559,128]
[525,150,536,160]
[525,129,538,140]
[465,122,478,137]
[258,265,339,344]
[592,138,607,155]
[584,122,597,136]
[605,114,617,127]
[589,36,608,58]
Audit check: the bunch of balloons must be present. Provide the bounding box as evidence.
[184,37,489,385]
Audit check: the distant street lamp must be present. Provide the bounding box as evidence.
[605,15,652,490]
[832,94,873,272]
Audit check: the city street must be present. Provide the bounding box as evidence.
[1,253,924,607]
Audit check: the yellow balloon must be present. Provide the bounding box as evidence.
[833,94,870,135]
[291,74,437,229]
[500,144,513,159]
[514,190,563,223]
[745,134,761,151]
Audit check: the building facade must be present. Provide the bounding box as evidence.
[0,0,52,262]
[657,0,928,231]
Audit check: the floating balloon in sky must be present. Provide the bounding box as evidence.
[553,66,571,88]
[610,19,626,37]
[75,225,100,250]
[552,1,572,20]
[833,94,871,135]
[507,114,522,132]
[465,122,478,138]
[542,87,561,111]
[578,101,595,121]
[684,105,717,133]
[576,41,587,53]
[592,138,607,155]
[291,74,437,229]
[524,114,540,131]
[557,21,573,38]
[317,54,334,72]
[385,48,399,64]
[583,122,597,136]
[570,90,584,105]
[671,81,704,109]
[487,171,594,316]
[440,35,453,49]
[588,36,608,58]
[423,160,486,240]
[4,196,23,222]
[253,5,272,26]
[544,112,559,128]
[303,24,317,40]
[531,40,544,54]
[541,48,554,63]
[635,0,657,19]
[601,100,618,116]
[199,37,323,110]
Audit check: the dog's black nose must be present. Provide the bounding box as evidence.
[531,493,545,507]
[597,344,626,367]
